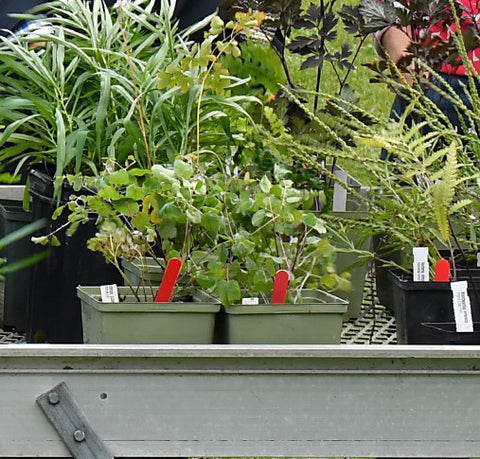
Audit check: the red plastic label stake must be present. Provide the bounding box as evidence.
[434,259,451,282]
[271,270,289,304]
[155,258,182,303]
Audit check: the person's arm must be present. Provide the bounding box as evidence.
[377,25,415,85]
[380,25,412,64]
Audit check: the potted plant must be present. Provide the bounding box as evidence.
[76,285,221,344]
[215,0,376,319]
[290,81,480,338]
[49,155,349,344]
[272,0,480,343]
[0,0,231,342]
[16,1,359,344]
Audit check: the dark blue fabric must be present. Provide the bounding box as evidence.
[174,0,223,30]
[425,74,480,132]
[381,74,480,159]
[0,0,46,33]
[0,0,223,40]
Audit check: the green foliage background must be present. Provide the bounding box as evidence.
[286,0,394,185]
[290,0,393,117]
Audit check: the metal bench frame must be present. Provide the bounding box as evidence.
[1,344,479,458]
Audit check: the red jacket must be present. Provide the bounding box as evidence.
[429,0,480,74]
[375,0,480,75]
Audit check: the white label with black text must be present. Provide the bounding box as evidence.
[332,169,348,212]
[242,297,259,305]
[451,281,473,333]
[413,247,429,282]
[100,284,120,303]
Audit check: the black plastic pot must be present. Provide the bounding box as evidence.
[390,268,480,344]
[0,199,34,332]
[26,169,122,343]
[372,234,406,313]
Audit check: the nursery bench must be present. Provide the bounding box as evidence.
[0,344,479,458]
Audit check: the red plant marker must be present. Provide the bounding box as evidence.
[271,270,289,304]
[155,258,182,302]
[434,258,451,282]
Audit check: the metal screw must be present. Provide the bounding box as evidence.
[48,392,59,405]
[73,430,86,442]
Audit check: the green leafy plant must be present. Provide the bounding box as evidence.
[226,0,478,278]
[217,0,375,194]
[0,0,168,180]
[278,83,479,274]
[45,161,348,305]
[0,218,48,278]
[0,0,206,194]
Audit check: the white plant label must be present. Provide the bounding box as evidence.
[100,284,120,303]
[242,297,259,305]
[477,252,480,268]
[332,169,348,212]
[451,281,473,333]
[413,247,429,282]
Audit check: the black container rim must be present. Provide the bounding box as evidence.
[389,268,480,291]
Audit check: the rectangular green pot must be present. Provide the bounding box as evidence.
[77,286,220,344]
[223,289,348,344]
[329,208,372,320]
[319,169,371,319]
[121,257,164,286]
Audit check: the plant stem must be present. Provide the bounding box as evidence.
[117,6,151,167]
[313,0,326,113]
[338,35,368,92]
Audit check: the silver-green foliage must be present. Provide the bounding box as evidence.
[54,162,347,306]
[0,0,174,177]
[0,0,260,192]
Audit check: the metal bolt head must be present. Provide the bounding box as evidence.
[48,392,59,405]
[73,430,86,442]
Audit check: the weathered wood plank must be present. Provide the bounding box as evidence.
[0,344,479,457]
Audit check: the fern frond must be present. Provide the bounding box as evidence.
[421,144,454,170]
[450,199,473,213]
[429,141,459,242]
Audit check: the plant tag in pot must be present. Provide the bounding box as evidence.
[271,270,289,304]
[100,284,120,303]
[155,258,182,303]
[242,297,259,305]
[332,169,348,212]
[451,281,473,333]
[434,259,450,282]
[413,247,429,282]
[477,252,480,268]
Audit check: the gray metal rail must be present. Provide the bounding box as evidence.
[1,344,480,457]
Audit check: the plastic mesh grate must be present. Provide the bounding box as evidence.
[0,329,26,344]
[341,268,397,345]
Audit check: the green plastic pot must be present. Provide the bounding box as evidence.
[319,168,372,319]
[223,289,348,344]
[121,257,164,286]
[329,207,372,320]
[77,286,220,344]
